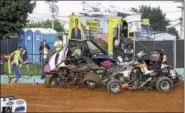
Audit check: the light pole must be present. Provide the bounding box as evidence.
[174,0,184,39]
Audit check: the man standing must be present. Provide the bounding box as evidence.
[39,39,50,79]
[54,34,63,66]
[71,18,82,40]
[9,46,26,83]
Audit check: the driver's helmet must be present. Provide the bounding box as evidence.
[71,45,82,57]
[150,51,161,63]
[100,60,113,68]
[73,48,82,57]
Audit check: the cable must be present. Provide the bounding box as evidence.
[164,11,181,13]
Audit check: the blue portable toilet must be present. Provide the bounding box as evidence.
[42,28,57,50]
[32,28,57,64]
[26,28,37,63]
[18,29,28,47]
[33,28,44,63]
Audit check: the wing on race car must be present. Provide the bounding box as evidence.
[48,45,68,71]
[1,96,27,113]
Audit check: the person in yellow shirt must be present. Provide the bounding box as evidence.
[54,35,63,66]
[9,46,26,83]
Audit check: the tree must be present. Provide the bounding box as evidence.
[0,0,36,37]
[167,27,180,39]
[131,5,170,32]
[26,19,65,32]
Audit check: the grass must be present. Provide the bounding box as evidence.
[3,62,41,76]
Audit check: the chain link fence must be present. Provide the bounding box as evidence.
[0,37,184,76]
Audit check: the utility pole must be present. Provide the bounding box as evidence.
[51,1,54,29]
[175,0,184,39]
[181,1,184,39]
[46,0,59,29]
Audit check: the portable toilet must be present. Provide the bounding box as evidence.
[18,29,29,47]
[33,28,44,63]
[42,28,57,50]
[32,28,57,64]
[26,28,37,63]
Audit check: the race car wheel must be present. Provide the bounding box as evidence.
[44,74,58,88]
[106,79,122,94]
[155,76,173,93]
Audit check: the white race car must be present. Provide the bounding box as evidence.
[1,96,27,113]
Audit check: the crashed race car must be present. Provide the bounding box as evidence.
[1,95,27,113]
[44,39,118,89]
[104,49,181,94]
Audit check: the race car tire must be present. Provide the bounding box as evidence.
[106,79,122,94]
[155,76,173,93]
[44,74,58,88]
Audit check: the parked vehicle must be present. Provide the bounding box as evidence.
[1,95,27,113]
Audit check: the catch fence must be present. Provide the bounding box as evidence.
[133,39,184,68]
[0,37,184,76]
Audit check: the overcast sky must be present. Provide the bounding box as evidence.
[28,1,183,33]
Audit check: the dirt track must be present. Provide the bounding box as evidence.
[1,82,184,112]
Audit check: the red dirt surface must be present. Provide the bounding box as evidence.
[1,82,184,112]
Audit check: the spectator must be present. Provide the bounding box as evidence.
[39,39,50,79]
[54,34,63,52]
[20,45,30,71]
[9,46,26,83]
[54,34,63,66]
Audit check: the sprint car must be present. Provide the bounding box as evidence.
[1,95,27,113]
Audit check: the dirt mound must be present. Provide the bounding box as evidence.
[1,82,184,112]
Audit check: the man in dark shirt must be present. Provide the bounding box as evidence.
[71,18,81,40]
[39,39,50,79]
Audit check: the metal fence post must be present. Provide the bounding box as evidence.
[173,38,176,68]
[133,39,136,56]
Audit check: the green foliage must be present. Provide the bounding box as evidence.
[0,0,36,37]
[26,19,65,32]
[4,62,41,76]
[131,5,180,38]
[167,27,180,39]
[131,5,170,32]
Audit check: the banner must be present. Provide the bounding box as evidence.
[86,20,99,31]
[142,18,150,26]
[68,14,83,39]
[107,17,122,52]
[128,22,141,33]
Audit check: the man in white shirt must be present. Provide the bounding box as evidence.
[54,35,63,52]
[54,35,63,66]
